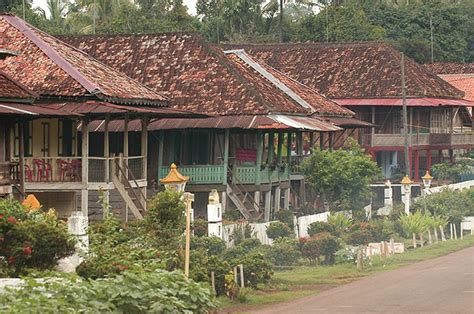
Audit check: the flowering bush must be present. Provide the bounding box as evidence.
[0,198,76,276]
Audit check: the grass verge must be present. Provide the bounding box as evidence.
[219,235,474,312]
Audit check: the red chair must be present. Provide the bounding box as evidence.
[57,159,71,181]
[24,164,33,182]
[70,159,82,181]
[33,159,52,181]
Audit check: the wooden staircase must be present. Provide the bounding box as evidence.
[112,158,145,219]
[226,183,262,220]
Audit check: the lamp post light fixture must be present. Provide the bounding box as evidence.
[400,175,413,215]
[421,171,433,190]
[160,163,193,277]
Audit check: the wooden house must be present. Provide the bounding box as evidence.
[0,14,192,220]
[61,34,371,220]
[226,42,474,180]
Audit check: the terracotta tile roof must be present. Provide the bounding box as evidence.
[0,70,37,100]
[438,75,474,102]
[425,63,474,75]
[0,14,167,106]
[222,42,464,99]
[59,33,352,117]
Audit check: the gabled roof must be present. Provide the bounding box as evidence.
[425,63,474,75]
[222,42,464,100]
[424,63,474,102]
[0,14,167,106]
[0,70,37,101]
[59,33,352,117]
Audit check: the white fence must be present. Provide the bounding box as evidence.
[296,212,330,238]
[424,180,474,195]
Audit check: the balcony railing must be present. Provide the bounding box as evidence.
[233,164,290,184]
[369,132,474,147]
[159,165,225,184]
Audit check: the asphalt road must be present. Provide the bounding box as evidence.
[252,246,474,314]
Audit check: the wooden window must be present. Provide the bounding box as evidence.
[13,121,32,157]
[41,123,50,157]
[58,119,76,156]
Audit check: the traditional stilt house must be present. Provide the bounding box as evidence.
[225,43,474,180]
[0,15,192,219]
[61,34,371,219]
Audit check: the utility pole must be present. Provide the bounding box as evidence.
[325,5,329,42]
[430,14,434,63]
[401,53,410,177]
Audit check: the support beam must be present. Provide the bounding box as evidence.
[414,150,420,180]
[254,191,261,212]
[274,186,281,212]
[223,129,230,185]
[268,131,275,164]
[320,132,324,150]
[426,149,432,172]
[256,131,263,185]
[283,188,290,210]
[103,116,110,207]
[264,190,271,222]
[141,117,148,209]
[157,131,164,183]
[277,132,283,164]
[371,107,375,147]
[329,132,334,151]
[18,120,25,199]
[81,118,89,216]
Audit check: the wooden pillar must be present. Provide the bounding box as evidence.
[309,132,314,149]
[426,149,432,172]
[268,131,275,164]
[254,191,261,212]
[287,131,292,164]
[274,186,281,212]
[371,107,376,147]
[157,131,164,184]
[141,117,148,209]
[449,149,454,164]
[296,132,303,155]
[329,132,334,151]
[223,129,230,185]
[277,132,283,164]
[123,116,129,220]
[283,188,290,210]
[264,190,271,222]
[103,116,110,207]
[414,150,420,180]
[320,132,324,150]
[256,130,263,185]
[81,118,89,216]
[18,120,25,199]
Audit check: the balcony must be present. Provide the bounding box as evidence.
[369,133,474,148]
[10,156,146,190]
[158,164,290,185]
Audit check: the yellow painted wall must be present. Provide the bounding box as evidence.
[31,118,59,157]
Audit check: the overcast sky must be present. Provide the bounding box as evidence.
[32,0,198,16]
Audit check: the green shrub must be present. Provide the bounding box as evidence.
[190,236,226,256]
[266,221,293,240]
[222,238,261,261]
[230,223,253,245]
[193,218,208,237]
[431,162,469,182]
[300,232,340,265]
[274,210,295,229]
[0,269,217,313]
[263,238,301,266]
[307,221,336,237]
[147,190,185,232]
[0,199,76,276]
[327,213,352,234]
[234,250,273,288]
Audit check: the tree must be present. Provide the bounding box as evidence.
[295,3,385,42]
[301,139,380,211]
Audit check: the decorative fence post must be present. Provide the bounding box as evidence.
[207,190,223,238]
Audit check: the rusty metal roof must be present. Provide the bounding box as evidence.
[0,102,80,116]
[86,114,342,132]
[320,116,374,128]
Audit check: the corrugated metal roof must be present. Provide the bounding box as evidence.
[86,115,342,132]
[334,98,474,107]
[0,102,80,116]
[321,116,375,128]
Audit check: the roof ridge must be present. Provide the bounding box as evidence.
[222,41,387,48]
[58,31,202,39]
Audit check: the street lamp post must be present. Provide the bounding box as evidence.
[160,163,193,277]
[400,175,413,215]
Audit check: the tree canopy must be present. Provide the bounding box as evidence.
[301,139,380,212]
[4,0,473,62]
